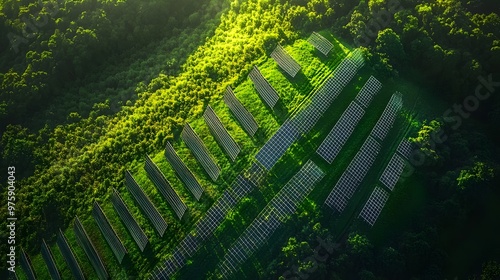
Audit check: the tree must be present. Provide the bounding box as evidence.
[410,120,447,168]
[482,261,500,280]
[375,28,407,69]
[456,161,495,190]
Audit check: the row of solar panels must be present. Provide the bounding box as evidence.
[358,139,415,226]
[319,89,408,227]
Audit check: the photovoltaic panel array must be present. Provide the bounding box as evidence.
[20,249,36,280]
[196,175,254,241]
[355,76,382,109]
[307,32,334,56]
[219,212,281,278]
[346,136,381,182]
[270,44,301,77]
[370,92,403,142]
[248,66,280,109]
[219,161,324,277]
[150,174,257,279]
[150,50,364,279]
[164,142,204,201]
[56,229,85,280]
[203,105,241,161]
[74,216,109,280]
[231,175,256,202]
[41,239,61,280]
[145,155,187,220]
[380,154,406,191]
[245,161,266,186]
[349,48,365,69]
[396,138,414,160]
[263,160,325,219]
[92,202,127,263]
[294,56,360,135]
[324,172,359,212]
[255,120,300,170]
[255,51,366,171]
[325,136,381,212]
[181,123,221,181]
[125,171,168,237]
[359,187,390,226]
[111,189,149,252]
[223,86,259,137]
[316,101,366,164]
[179,233,200,258]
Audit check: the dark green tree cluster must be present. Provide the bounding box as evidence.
[0,0,219,128]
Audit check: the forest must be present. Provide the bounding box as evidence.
[1,0,499,279]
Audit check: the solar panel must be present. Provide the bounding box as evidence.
[349,48,365,69]
[195,201,226,240]
[248,66,280,109]
[219,161,324,277]
[311,59,358,109]
[203,105,241,161]
[325,135,381,212]
[223,86,259,137]
[253,54,364,169]
[325,172,358,212]
[164,142,204,201]
[171,248,187,267]
[74,216,109,280]
[219,212,281,278]
[370,92,403,141]
[346,136,381,183]
[181,123,221,181]
[355,76,382,109]
[317,101,366,164]
[153,257,179,279]
[220,189,238,209]
[307,32,334,56]
[145,154,187,219]
[255,120,300,170]
[270,44,301,77]
[359,187,390,226]
[380,154,406,191]
[245,162,266,187]
[92,202,127,263]
[293,56,360,135]
[124,171,168,237]
[396,138,414,160]
[111,189,149,252]
[41,239,61,280]
[178,234,200,258]
[293,101,324,135]
[20,249,36,280]
[189,175,253,243]
[56,229,85,280]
